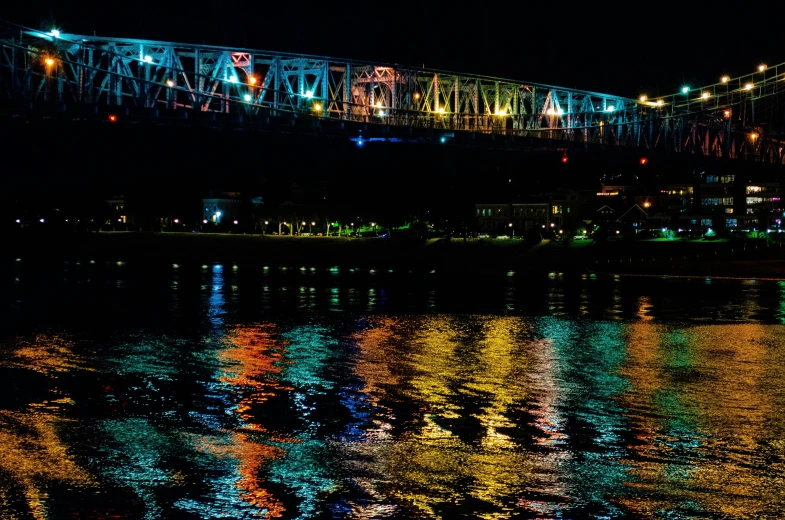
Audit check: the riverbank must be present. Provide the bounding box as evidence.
[4,231,785,279]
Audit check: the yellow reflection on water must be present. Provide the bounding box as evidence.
[350,315,560,518]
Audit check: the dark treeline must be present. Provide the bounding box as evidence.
[2,116,780,232]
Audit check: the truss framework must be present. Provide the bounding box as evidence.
[0,23,782,163]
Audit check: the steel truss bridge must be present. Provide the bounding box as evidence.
[2,19,785,164]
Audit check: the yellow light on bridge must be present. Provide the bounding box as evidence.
[546,108,554,115]
[745,83,754,90]
[721,75,729,83]
[497,109,507,116]
[45,58,54,66]
[759,64,767,72]
[724,110,731,117]
[376,101,383,108]
[166,79,174,87]
[248,76,257,85]
[656,99,664,106]
[438,107,445,114]
[414,92,420,100]
[701,92,709,99]
[314,103,322,111]
[639,95,647,102]
[750,132,758,140]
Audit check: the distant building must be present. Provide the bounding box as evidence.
[664,175,783,233]
[475,196,553,236]
[106,195,131,224]
[202,192,242,224]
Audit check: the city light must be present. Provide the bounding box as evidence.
[681,86,689,93]
[311,221,315,225]
[639,95,647,102]
[248,76,257,85]
[721,75,729,83]
[745,83,754,90]
[166,80,174,87]
[644,202,651,208]
[357,139,363,146]
[314,103,322,111]
[203,219,207,224]
[376,101,383,108]
[546,108,554,115]
[639,157,648,165]
[304,90,313,98]
[216,211,222,217]
[15,219,20,223]
[724,110,731,117]
[440,137,446,144]
[108,114,117,122]
[656,100,664,106]
[701,92,709,99]
[45,58,54,67]
[173,219,179,224]
[414,93,420,100]
[39,218,44,223]
[234,220,238,224]
[561,155,568,163]
[759,64,767,71]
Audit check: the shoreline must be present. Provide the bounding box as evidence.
[4,231,785,279]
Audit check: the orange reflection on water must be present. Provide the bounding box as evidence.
[190,431,286,517]
[9,333,92,376]
[619,323,785,517]
[219,324,293,434]
[208,324,295,516]
[0,333,94,518]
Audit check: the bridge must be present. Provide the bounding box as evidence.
[2,19,784,164]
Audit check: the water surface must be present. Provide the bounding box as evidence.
[1,258,785,518]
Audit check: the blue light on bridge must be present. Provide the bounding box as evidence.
[243,94,252,102]
[605,106,615,112]
[682,86,690,94]
[49,29,60,38]
[304,90,314,98]
[440,137,446,143]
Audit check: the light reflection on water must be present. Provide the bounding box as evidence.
[1,261,785,518]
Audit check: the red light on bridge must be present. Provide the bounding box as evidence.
[561,156,568,163]
[108,114,117,122]
[639,157,648,165]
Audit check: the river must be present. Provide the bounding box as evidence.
[1,258,784,518]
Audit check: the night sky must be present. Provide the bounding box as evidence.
[3,2,785,100]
